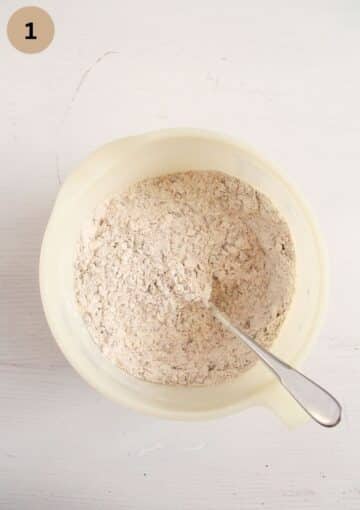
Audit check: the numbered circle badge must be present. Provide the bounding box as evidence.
[7,6,54,54]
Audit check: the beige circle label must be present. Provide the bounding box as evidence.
[7,6,54,53]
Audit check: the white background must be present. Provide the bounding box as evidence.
[1,1,359,509]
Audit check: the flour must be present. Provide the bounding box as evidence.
[74,171,295,385]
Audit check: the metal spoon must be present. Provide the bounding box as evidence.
[209,303,342,427]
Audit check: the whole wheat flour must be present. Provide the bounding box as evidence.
[74,171,295,385]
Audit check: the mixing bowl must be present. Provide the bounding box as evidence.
[39,128,328,426]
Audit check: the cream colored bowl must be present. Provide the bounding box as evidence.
[40,129,328,426]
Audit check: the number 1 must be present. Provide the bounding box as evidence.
[25,22,37,40]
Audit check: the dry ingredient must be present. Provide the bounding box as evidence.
[74,171,295,385]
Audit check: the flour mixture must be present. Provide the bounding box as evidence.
[74,171,295,385]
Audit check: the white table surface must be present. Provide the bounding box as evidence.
[1,1,359,509]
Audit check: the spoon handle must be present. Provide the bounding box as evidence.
[210,305,342,427]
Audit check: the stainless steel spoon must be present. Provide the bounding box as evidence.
[209,303,342,427]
